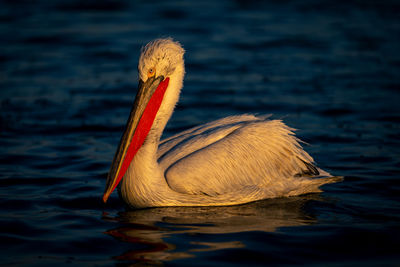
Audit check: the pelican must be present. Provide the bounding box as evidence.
[102,38,340,208]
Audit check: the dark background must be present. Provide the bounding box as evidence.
[1,0,399,265]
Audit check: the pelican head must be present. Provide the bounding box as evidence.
[103,38,185,203]
[138,38,185,82]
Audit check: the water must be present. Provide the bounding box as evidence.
[1,0,400,265]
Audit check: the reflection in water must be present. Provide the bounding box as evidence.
[104,195,322,263]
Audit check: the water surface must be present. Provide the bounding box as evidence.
[1,0,400,266]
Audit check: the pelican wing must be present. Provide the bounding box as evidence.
[157,115,263,169]
[159,116,319,196]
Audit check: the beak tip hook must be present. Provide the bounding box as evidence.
[102,193,109,203]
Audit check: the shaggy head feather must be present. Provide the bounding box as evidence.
[138,38,185,82]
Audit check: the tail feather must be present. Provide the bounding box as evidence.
[312,175,343,186]
[286,175,343,197]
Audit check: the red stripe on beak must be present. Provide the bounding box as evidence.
[108,77,170,195]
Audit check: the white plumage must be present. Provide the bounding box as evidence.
[103,38,340,208]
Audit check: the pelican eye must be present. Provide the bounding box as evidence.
[147,67,156,78]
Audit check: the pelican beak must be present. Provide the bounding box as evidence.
[103,75,170,203]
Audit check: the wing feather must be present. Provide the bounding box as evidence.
[162,116,317,196]
[157,115,265,170]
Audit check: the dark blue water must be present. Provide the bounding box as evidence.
[1,0,400,265]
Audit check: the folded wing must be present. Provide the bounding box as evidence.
[158,115,319,196]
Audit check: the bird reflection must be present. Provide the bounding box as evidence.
[104,195,321,264]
